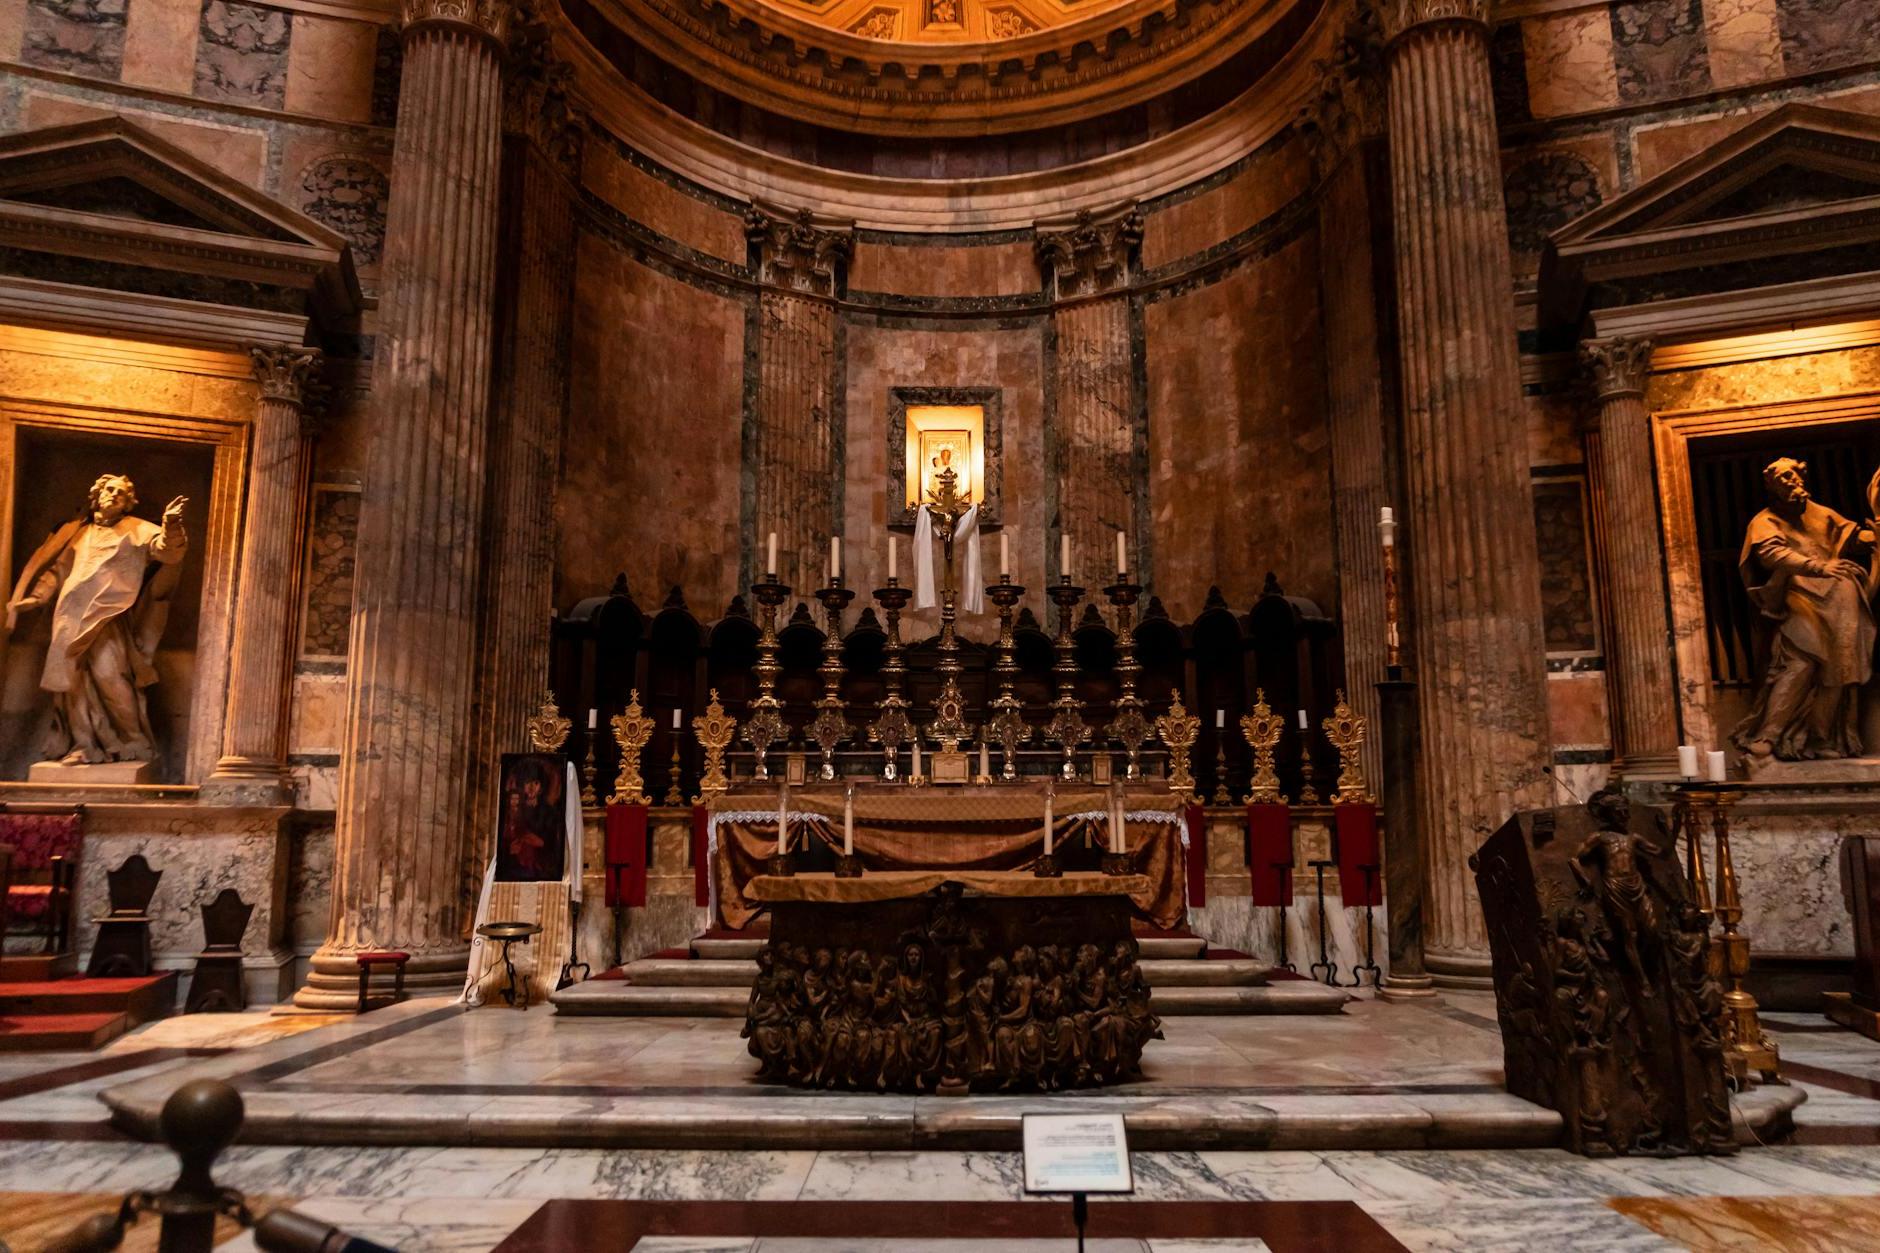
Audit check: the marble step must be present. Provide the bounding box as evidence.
[553,978,1343,1017]
[628,957,1266,991]
[690,936,1209,961]
[691,939,764,960]
[1141,960,1267,987]
[1148,982,1350,1015]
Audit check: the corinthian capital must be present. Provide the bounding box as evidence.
[1034,204,1144,300]
[401,0,511,45]
[746,205,855,297]
[1377,0,1489,44]
[506,6,584,170]
[249,345,323,405]
[1580,337,1655,401]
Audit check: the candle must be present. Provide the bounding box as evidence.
[888,534,898,580]
[1060,534,1071,578]
[587,708,597,730]
[912,738,922,779]
[1000,532,1009,577]
[1297,709,1308,731]
[1115,530,1127,577]
[1215,709,1225,730]
[1706,750,1727,783]
[979,738,990,779]
[1111,787,1125,855]
[672,709,682,731]
[843,785,854,856]
[831,536,841,581]
[766,532,778,577]
[1677,745,1698,780]
[1379,506,1396,549]
[1044,785,1055,856]
[777,784,788,856]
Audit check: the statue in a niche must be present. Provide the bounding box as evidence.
[1732,458,1879,764]
[4,474,188,767]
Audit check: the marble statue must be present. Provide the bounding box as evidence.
[4,474,188,767]
[1732,458,1879,764]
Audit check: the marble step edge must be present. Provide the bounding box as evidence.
[550,981,1341,1016]
[100,1083,1805,1153]
[625,958,1270,989]
[691,937,1207,960]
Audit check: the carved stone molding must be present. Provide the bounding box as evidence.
[1377,0,1489,44]
[1034,205,1143,300]
[1581,336,1655,401]
[401,0,511,45]
[506,6,584,170]
[248,344,322,405]
[1300,2,1385,172]
[746,206,855,297]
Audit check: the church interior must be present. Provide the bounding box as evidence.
[2,0,1880,1247]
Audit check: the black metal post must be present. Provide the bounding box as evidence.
[1376,671,1434,999]
[1309,859,1338,985]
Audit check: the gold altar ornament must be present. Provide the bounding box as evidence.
[1241,689,1285,805]
[1155,693,1200,802]
[609,689,656,806]
[692,689,737,803]
[1323,690,1372,805]
[526,690,571,753]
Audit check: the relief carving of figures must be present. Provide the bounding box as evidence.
[4,475,188,767]
[1732,458,1880,765]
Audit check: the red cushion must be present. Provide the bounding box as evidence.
[5,885,51,919]
[356,951,410,965]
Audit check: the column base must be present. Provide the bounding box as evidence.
[1424,950,1495,990]
[294,943,471,1011]
[1379,972,1439,1001]
[202,758,296,806]
[1613,751,1685,782]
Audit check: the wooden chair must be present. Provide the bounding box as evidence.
[0,812,80,954]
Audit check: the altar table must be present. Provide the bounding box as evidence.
[742,871,1162,1092]
[708,785,1187,931]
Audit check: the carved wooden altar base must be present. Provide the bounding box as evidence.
[742,873,1162,1093]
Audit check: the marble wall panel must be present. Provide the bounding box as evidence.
[1533,479,1599,653]
[120,0,199,93]
[289,150,390,267]
[562,233,745,610]
[1144,236,1333,620]
[1503,147,1607,276]
[847,239,1036,298]
[1645,344,1880,411]
[282,13,375,123]
[1611,0,1712,103]
[581,141,745,266]
[22,91,267,185]
[289,670,346,753]
[840,316,1046,639]
[1140,139,1312,272]
[287,817,333,953]
[21,0,126,79]
[301,485,359,658]
[1491,20,1534,127]
[0,0,27,59]
[1704,0,1786,89]
[1726,801,1860,957]
[1521,10,1622,118]
[1775,0,1880,78]
[1524,387,1588,468]
[1546,671,1611,748]
[194,0,289,109]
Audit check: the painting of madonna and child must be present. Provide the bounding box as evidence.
[496,753,569,883]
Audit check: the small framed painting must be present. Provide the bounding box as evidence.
[919,428,974,504]
[496,752,568,882]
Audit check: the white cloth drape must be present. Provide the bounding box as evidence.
[913,504,985,614]
[459,761,583,1006]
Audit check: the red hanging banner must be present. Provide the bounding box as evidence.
[1182,804,1208,907]
[1247,803,1293,906]
[604,804,650,908]
[691,804,712,908]
[1334,803,1382,907]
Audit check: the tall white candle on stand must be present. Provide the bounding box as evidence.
[777,784,788,856]
[1043,786,1055,856]
[1000,532,1009,577]
[1060,534,1071,578]
[766,532,778,577]
[831,536,841,581]
[888,535,898,581]
[1677,745,1698,779]
[1115,531,1127,577]
[1111,787,1125,854]
[912,738,922,778]
[979,738,990,779]
[1706,750,1727,783]
[843,785,854,856]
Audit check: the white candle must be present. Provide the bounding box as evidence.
[766,532,778,577]
[1111,787,1124,854]
[1115,530,1127,577]
[1044,786,1055,856]
[672,709,682,730]
[1060,534,1071,577]
[1297,709,1308,730]
[843,785,854,856]
[912,739,922,778]
[979,738,990,779]
[1379,506,1396,549]
[777,785,788,856]
[587,708,597,730]
[831,536,841,580]
[1677,745,1698,779]
[888,534,898,580]
[1215,709,1225,730]
[1706,750,1727,783]
[1000,532,1009,577]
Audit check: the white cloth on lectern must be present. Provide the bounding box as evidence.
[459,761,582,1005]
[913,503,985,614]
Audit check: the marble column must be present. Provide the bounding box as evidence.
[206,346,321,804]
[1382,0,1551,983]
[1582,336,1679,773]
[297,0,510,1008]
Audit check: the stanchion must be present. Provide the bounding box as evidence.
[1308,858,1338,985]
[1351,862,1381,989]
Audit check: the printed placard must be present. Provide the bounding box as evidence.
[1022,1113,1134,1194]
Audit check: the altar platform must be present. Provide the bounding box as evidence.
[93,991,1803,1153]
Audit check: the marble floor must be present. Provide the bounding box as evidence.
[0,1002,1872,1250]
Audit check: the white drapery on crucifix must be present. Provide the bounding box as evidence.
[913,503,984,614]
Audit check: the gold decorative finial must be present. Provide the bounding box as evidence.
[1324,690,1372,804]
[1154,693,1201,803]
[1240,689,1285,805]
[526,690,571,752]
[609,689,656,806]
[693,689,737,803]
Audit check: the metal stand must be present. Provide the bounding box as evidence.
[811,579,855,781]
[560,907,591,990]
[987,575,1027,779]
[1350,863,1381,989]
[1072,1191,1089,1253]
[1047,577,1089,780]
[1377,669,1436,1001]
[745,577,791,780]
[1104,578,1149,780]
[1275,896,1295,973]
[1308,859,1338,986]
[870,580,913,781]
[1680,783,1780,1083]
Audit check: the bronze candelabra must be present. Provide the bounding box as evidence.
[1104,576,1149,780]
[1046,576,1089,781]
[1680,783,1779,1082]
[811,578,855,781]
[987,573,1027,780]
[1211,730,1232,806]
[745,575,790,781]
[869,579,913,781]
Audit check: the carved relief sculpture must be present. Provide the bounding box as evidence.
[5,474,188,770]
[1732,458,1880,766]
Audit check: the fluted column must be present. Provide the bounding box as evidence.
[1383,0,1551,983]
[1582,337,1679,772]
[297,0,510,1008]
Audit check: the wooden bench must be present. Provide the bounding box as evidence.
[355,951,411,1013]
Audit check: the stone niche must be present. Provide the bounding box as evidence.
[1,421,219,784]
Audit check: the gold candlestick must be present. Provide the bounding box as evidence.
[579,730,599,806]
[811,579,855,781]
[745,576,790,780]
[1211,734,1231,806]
[664,734,684,806]
[692,689,736,803]
[987,574,1027,780]
[608,689,655,806]
[1046,577,1089,781]
[1701,784,1780,1081]
[1323,690,1372,805]
[1105,578,1150,781]
[1241,689,1285,805]
[869,580,913,781]
[1154,692,1200,803]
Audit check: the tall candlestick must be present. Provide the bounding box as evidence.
[1706,750,1727,783]
[1060,534,1070,578]
[1678,745,1698,779]
[979,737,990,780]
[1000,532,1009,577]
[912,738,922,780]
[1044,785,1054,855]
[843,784,854,855]
[766,531,778,576]
[1115,530,1127,576]
[888,535,898,580]
[1111,787,1124,854]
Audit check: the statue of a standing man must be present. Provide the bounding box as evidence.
[1733,458,1879,763]
[4,474,188,766]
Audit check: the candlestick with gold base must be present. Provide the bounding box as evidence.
[1046,576,1089,781]
[987,574,1027,780]
[1698,784,1780,1082]
[745,576,790,781]
[869,580,914,781]
[1104,578,1150,780]
[811,578,855,781]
